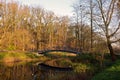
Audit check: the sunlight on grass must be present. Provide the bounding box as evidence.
[0,52,41,63]
[47,52,77,57]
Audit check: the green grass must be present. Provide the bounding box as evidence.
[45,52,77,58]
[0,52,41,62]
[92,60,120,80]
[0,51,115,80]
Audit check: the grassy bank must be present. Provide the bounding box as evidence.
[0,51,47,63]
[92,60,120,80]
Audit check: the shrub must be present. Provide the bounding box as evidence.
[71,53,99,64]
[72,63,91,73]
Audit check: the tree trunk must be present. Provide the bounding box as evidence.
[90,0,93,52]
[107,39,116,61]
[36,41,39,50]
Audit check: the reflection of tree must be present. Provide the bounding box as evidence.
[0,64,36,80]
[0,63,88,80]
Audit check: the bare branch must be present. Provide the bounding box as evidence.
[96,0,107,26]
[93,18,106,34]
[111,38,120,43]
[106,0,116,27]
[109,22,120,37]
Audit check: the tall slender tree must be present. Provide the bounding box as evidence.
[95,0,120,61]
[90,0,93,52]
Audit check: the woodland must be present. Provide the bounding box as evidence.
[0,0,120,80]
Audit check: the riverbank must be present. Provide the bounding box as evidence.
[44,52,120,80]
[0,51,47,63]
[1,51,120,80]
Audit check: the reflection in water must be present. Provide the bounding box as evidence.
[0,63,36,80]
[0,62,74,80]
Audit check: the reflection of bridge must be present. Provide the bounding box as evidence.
[39,63,73,71]
[38,50,81,54]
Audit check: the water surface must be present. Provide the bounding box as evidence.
[0,62,74,80]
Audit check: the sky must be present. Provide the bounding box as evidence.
[7,0,76,16]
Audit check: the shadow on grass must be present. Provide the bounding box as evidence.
[92,60,120,80]
[92,71,120,80]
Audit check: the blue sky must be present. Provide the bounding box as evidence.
[8,0,75,16]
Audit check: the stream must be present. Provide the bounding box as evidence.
[0,61,74,80]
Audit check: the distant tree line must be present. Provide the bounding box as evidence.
[0,0,120,59]
[72,0,120,61]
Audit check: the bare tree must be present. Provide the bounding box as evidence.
[72,1,88,51]
[94,0,120,61]
[90,0,93,52]
[117,0,120,18]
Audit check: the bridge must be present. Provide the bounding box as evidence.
[37,50,80,72]
[38,49,81,54]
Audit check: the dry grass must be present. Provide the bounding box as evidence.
[48,52,77,57]
[0,52,43,63]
